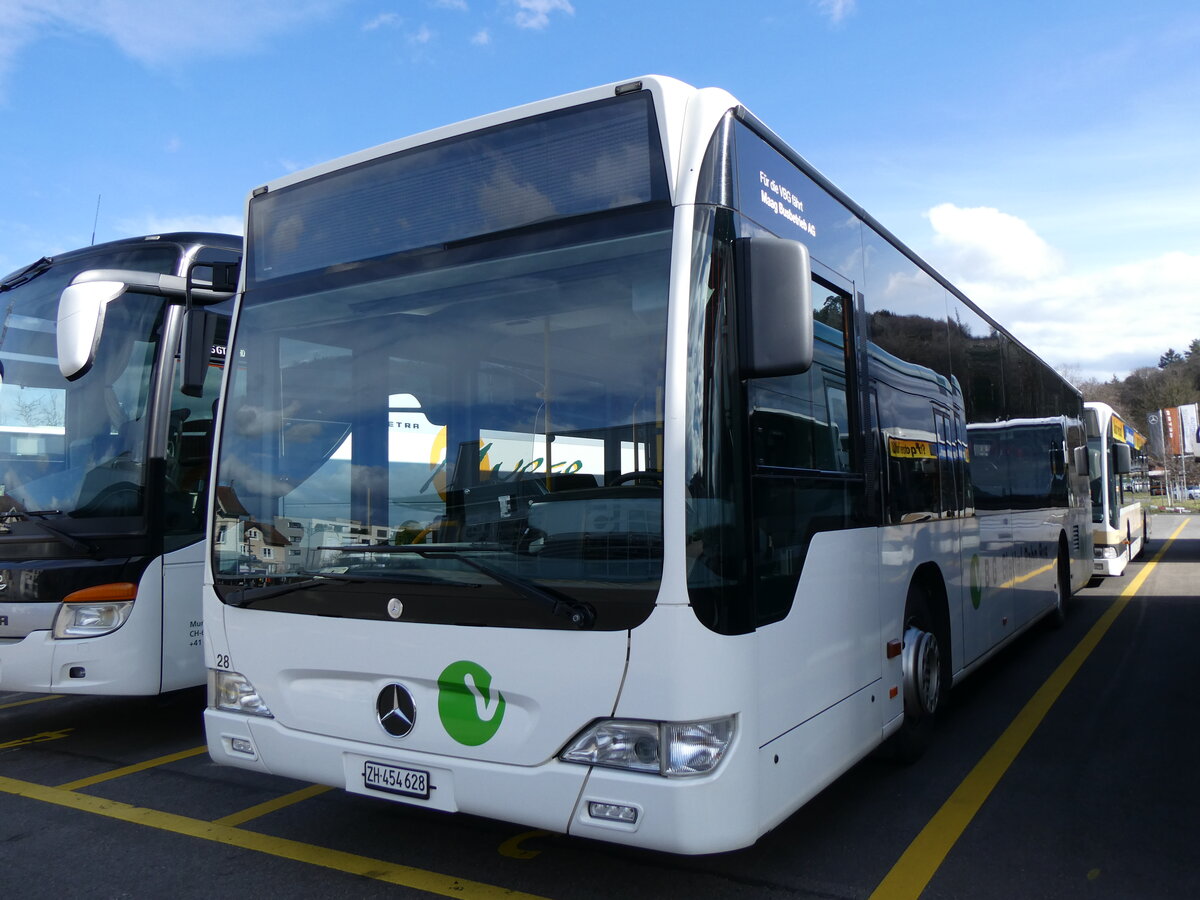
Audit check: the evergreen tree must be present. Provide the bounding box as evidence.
[1159,348,1184,368]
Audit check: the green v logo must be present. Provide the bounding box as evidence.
[437,660,506,745]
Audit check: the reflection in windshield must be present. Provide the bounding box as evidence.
[214,220,671,630]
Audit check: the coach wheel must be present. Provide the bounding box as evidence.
[1050,549,1069,629]
[890,584,943,762]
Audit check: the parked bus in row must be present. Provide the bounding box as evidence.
[67,78,1091,852]
[0,233,239,695]
[1085,401,1147,576]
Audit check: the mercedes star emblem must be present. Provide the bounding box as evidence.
[376,683,417,737]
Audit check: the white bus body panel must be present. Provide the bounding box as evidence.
[160,539,208,691]
[0,547,207,695]
[0,558,164,694]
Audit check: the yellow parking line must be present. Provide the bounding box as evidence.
[57,746,209,791]
[0,694,64,711]
[0,773,548,899]
[212,783,332,827]
[870,518,1189,900]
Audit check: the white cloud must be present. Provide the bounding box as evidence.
[813,0,856,25]
[927,203,1063,283]
[115,213,244,237]
[913,203,1200,380]
[939,256,1199,383]
[363,12,403,30]
[408,24,434,45]
[471,28,491,45]
[513,0,574,30]
[433,0,468,10]
[0,0,344,83]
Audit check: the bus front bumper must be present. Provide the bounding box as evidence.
[1093,544,1127,576]
[204,707,759,855]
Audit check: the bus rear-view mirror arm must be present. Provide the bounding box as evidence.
[735,236,814,379]
[57,268,234,381]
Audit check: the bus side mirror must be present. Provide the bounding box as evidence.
[181,308,224,397]
[1073,445,1090,477]
[736,236,813,379]
[57,279,129,380]
[1113,442,1132,475]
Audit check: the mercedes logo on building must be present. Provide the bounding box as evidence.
[376,683,417,737]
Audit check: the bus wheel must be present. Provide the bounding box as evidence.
[890,586,942,762]
[1049,549,1069,629]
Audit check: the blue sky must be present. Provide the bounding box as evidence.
[2,0,1198,381]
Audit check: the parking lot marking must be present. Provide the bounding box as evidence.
[56,745,209,791]
[498,830,551,859]
[0,694,64,711]
[869,519,1190,900]
[0,728,73,750]
[212,783,333,827]
[0,773,550,899]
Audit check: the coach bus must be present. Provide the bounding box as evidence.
[188,77,1091,853]
[1085,401,1147,576]
[0,233,239,695]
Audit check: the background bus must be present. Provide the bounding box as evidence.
[195,76,1089,853]
[0,233,239,695]
[1085,401,1147,576]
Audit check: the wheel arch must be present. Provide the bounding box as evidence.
[908,561,953,686]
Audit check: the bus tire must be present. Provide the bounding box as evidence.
[1049,544,1069,629]
[889,583,944,763]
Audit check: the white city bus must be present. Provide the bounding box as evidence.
[0,233,239,695]
[1085,401,1147,576]
[199,77,1091,853]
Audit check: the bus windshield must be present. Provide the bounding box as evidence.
[214,215,672,630]
[0,245,179,527]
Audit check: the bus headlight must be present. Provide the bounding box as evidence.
[52,584,137,639]
[1095,546,1118,560]
[560,716,735,776]
[53,601,133,638]
[208,669,274,718]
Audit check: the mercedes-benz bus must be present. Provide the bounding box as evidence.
[1085,401,1147,576]
[176,77,1089,853]
[0,233,239,695]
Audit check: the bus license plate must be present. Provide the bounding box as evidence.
[362,760,431,799]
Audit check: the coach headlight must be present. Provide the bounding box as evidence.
[208,669,274,718]
[52,583,136,638]
[560,715,735,776]
[1094,545,1119,560]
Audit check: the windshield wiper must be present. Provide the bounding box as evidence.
[328,543,596,629]
[0,257,53,292]
[223,569,483,608]
[222,575,370,607]
[0,506,97,556]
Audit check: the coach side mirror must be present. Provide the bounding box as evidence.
[1112,442,1132,475]
[1073,445,1090,477]
[57,277,129,381]
[181,308,227,397]
[58,268,236,383]
[736,236,813,378]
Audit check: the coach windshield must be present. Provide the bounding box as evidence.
[213,90,672,631]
